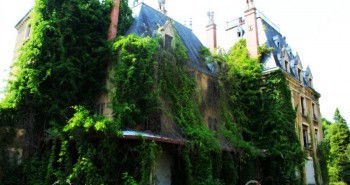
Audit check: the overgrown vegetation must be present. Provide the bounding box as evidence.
[321,109,350,185]
[0,0,313,184]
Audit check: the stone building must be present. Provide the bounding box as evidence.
[10,0,323,184]
[225,1,323,184]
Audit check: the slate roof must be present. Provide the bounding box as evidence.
[126,3,210,74]
[15,8,32,29]
[259,18,315,89]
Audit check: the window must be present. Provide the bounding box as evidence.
[312,103,317,120]
[208,117,217,131]
[273,36,280,48]
[284,61,289,72]
[302,125,309,148]
[308,78,313,88]
[164,34,173,48]
[298,68,302,81]
[25,24,31,40]
[315,129,319,145]
[300,97,306,116]
[95,103,105,115]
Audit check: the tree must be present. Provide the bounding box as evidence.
[328,108,350,184]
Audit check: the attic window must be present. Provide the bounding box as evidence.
[308,78,313,88]
[273,36,280,48]
[298,68,302,81]
[284,60,289,72]
[164,34,173,48]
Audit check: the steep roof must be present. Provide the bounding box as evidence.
[126,3,210,74]
[15,8,32,29]
[259,18,316,91]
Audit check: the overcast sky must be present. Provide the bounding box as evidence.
[1,0,350,122]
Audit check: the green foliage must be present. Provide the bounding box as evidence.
[156,32,224,184]
[1,0,114,152]
[0,0,131,183]
[0,1,318,183]
[318,141,330,185]
[259,70,304,185]
[221,39,262,141]
[112,35,159,129]
[219,39,304,184]
[117,0,133,36]
[325,109,350,184]
[63,106,119,134]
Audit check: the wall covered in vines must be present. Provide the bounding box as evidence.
[0,0,306,184]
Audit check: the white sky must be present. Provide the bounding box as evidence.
[1,0,350,122]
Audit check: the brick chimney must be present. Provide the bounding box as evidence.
[244,0,259,58]
[108,0,121,40]
[206,11,217,52]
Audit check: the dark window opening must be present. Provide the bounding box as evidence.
[312,103,317,120]
[208,117,217,131]
[315,129,319,145]
[165,34,173,48]
[284,61,289,72]
[301,97,305,116]
[303,125,309,148]
[94,103,105,115]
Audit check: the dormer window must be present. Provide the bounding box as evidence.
[159,20,175,49]
[308,78,313,88]
[273,36,280,48]
[297,68,302,81]
[164,34,173,48]
[284,60,289,72]
[25,24,31,40]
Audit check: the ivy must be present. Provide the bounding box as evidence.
[112,35,160,129]
[0,0,313,183]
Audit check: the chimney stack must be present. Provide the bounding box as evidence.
[158,0,167,15]
[244,0,259,58]
[108,0,121,40]
[206,11,217,53]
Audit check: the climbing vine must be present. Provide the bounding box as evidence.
[259,70,305,185]
[0,0,310,184]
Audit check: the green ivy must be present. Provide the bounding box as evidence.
[0,0,312,183]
